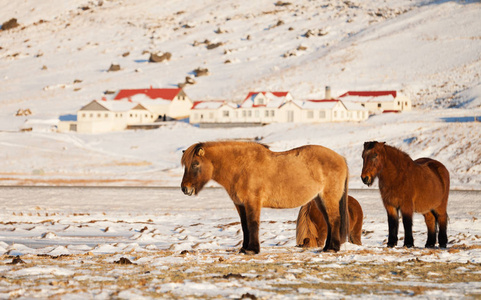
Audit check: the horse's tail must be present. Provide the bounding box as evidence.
[339,174,349,244]
[296,202,321,247]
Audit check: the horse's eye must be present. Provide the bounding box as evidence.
[371,154,378,160]
[191,162,200,169]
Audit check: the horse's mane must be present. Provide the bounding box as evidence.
[181,142,204,167]
[181,141,269,167]
[383,143,413,162]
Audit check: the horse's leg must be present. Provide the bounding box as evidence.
[385,205,399,247]
[235,204,249,251]
[400,207,414,248]
[434,210,448,248]
[423,211,437,248]
[315,195,341,252]
[240,201,261,255]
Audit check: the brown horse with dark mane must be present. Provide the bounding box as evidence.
[296,195,363,248]
[361,141,450,248]
[181,141,349,254]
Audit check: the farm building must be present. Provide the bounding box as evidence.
[338,90,412,113]
[114,87,193,120]
[190,91,369,126]
[58,99,157,133]
[58,87,193,133]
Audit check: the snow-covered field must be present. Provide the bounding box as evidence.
[1,0,481,298]
[1,187,480,299]
[0,0,480,189]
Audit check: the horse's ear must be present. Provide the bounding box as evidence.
[196,147,205,157]
[364,141,377,151]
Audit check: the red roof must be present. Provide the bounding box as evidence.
[338,91,397,98]
[114,88,182,101]
[306,99,339,103]
[243,91,290,101]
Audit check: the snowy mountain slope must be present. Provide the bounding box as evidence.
[0,0,480,188]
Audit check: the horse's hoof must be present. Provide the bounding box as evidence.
[425,244,435,249]
[239,247,258,255]
[439,244,447,249]
[403,243,414,248]
[387,243,396,248]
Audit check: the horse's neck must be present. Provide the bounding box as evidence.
[207,146,240,190]
[379,147,412,185]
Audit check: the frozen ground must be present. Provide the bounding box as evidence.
[0,187,480,299]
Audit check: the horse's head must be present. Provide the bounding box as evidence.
[361,141,385,186]
[181,143,214,196]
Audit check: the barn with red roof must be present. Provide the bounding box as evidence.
[338,90,411,113]
[114,87,193,120]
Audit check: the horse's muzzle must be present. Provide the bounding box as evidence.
[181,186,194,196]
[362,176,372,186]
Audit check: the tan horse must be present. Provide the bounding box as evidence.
[361,141,450,248]
[181,141,349,254]
[296,196,363,248]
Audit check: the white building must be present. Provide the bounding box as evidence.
[190,91,369,126]
[338,90,412,114]
[114,87,193,120]
[58,99,157,133]
[58,87,193,133]
[190,101,238,124]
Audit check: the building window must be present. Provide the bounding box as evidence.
[82,113,86,118]
[378,103,382,108]
[405,101,408,106]
[223,111,229,117]
[341,111,344,118]
[248,110,252,117]
[130,114,133,117]
[255,110,259,117]
[307,111,314,119]
[265,111,269,117]
[271,110,275,117]
[105,113,108,118]
[319,111,326,118]
[209,112,214,119]
[97,113,101,118]
[333,111,337,118]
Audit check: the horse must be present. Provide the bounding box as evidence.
[361,141,450,248]
[296,195,363,248]
[181,141,349,254]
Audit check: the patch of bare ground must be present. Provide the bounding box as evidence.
[2,246,481,298]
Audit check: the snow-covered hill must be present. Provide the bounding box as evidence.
[0,0,480,189]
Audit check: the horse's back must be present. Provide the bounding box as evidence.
[414,157,450,192]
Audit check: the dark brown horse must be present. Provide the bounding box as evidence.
[361,141,450,248]
[296,195,363,248]
[181,141,349,254]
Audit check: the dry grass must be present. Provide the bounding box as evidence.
[2,247,481,299]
